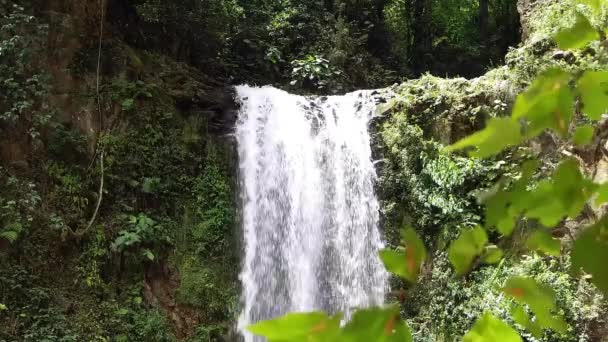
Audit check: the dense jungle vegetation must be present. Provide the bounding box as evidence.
[1,0,607,341]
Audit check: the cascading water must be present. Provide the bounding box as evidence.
[235,85,388,341]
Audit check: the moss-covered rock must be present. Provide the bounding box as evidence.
[374,2,608,340]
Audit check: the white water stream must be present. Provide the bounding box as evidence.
[235,86,387,341]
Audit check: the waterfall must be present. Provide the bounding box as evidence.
[235,86,388,341]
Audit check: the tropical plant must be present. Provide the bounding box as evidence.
[0,2,51,146]
[111,213,168,261]
[289,55,342,90]
[0,168,40,244]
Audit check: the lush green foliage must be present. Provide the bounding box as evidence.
[0,167,40,244]
[0,2,51,144]
[385,0,519,76]
[0,0,604,340]
[248,304,413,342]
[131,0,519,91]
[247,1,608,341]
[0,3,239,337]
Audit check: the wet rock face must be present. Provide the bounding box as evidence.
[202,87,239,136]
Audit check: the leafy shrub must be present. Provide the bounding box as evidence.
[191,151,235,259]
[188,323,229,341]
[0,2,51,146]
[175,257,237,322]
[407,254,605,341]
[289,55,341,90]
[379,107,498,245]
[111,213,172,262]
[130,309,175,342]
[0,168,40,244]
[0,265,77,341]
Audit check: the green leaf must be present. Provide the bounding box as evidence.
[121,98,135,111]
[577,71,608,120]
[481,160,538,236]
[142,177,161,193]
[502,277,568,333]
[524,159,596,227]
[573,124,595,146]
[571,219,608,295]
[340,305,412,342]
[595,183,608,206]
[448,226,488,275]
[527,230,561,257]
[0,222,23,243]
[247,312,341,342]
[142,249,155,261]
[379,227,426,283]
[0,230,19,243]
[463,313,522,342]
[481,245,504,264]
[447,117,521,158]
[554,13,600,50]
[512,69,573,137]
[510,304,542,338]
[0,303,7,311]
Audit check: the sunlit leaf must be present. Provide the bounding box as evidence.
[527,230,561,257]
[447,117,521,158]
[481,160,538,235]
[510,304,542,337]
[448,226,488,275]
[554,13,600,50]
[524,159,596,227]
[573,124,595,146]
[503,277,568,333]
[512,69,573,137]
[463,313,522,342]
[0,230,19,243]
[572,219,608,295]
[482,245,503,264]
[379,250,408,279]
[247,312,341,341]
[577,71,608,120]
[482,159,595,233]
[340,305,412,342]
[595,183,608,206]
[380,227,426,283]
